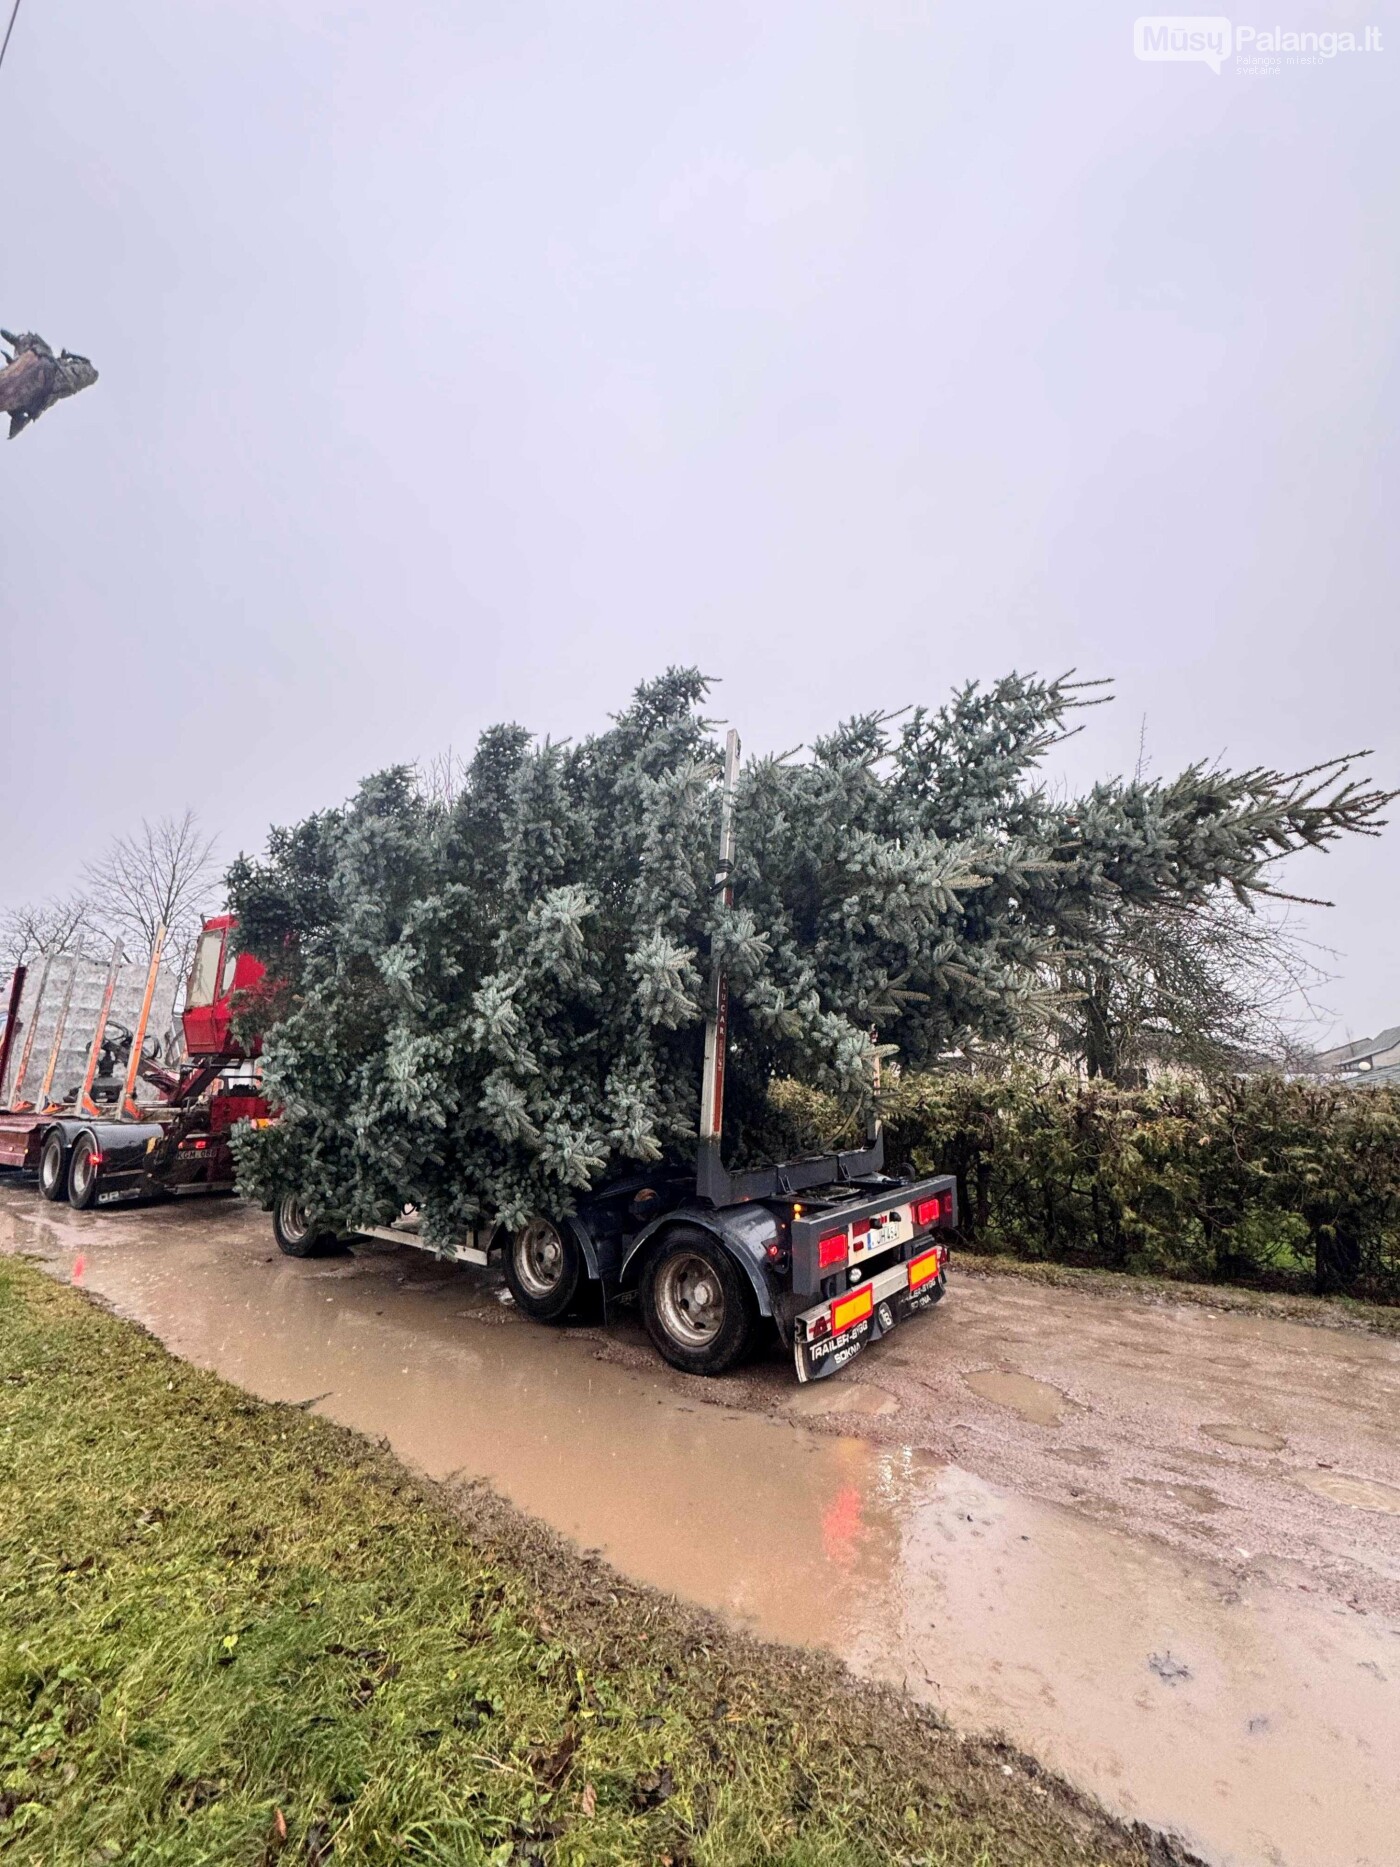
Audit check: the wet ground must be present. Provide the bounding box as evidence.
[4,1188,1399,1867]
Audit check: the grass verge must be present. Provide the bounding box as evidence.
[954,1250,1400,1339]
[0,1257,1179,1867]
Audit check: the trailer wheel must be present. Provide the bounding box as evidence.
[273,1195,340,1258]
[640,1229,757,1376]
[67,1134,102,1210]
[38,1134,68,1203]
[503,1216,584,1322]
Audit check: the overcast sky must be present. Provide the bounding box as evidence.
[2,0,1395,1038]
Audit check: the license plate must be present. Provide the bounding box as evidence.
[868,1217,902,1250]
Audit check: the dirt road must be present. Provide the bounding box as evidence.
[4,1189,1398,1867]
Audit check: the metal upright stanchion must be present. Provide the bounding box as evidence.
[121,924,167,1117]
[0,965,27,1108]
[36,940,84,1111]
[75,940,125,1116]
[9,951,52,1107]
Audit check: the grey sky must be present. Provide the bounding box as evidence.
[2,0,1395,1038]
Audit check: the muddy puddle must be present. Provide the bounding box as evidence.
[1300,1470,1400,1514]
[964,1365,1073,1425]
[6,1193,1400,1867]
[1202,1423,1288,1453]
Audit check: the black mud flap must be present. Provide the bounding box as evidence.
[794,1296,900,1383]
[793,1277,945,1383]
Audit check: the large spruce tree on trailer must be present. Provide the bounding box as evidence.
[227,670,1391,1239]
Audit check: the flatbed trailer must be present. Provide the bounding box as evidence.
[0,917,270,1209]
[268,733,958,1382]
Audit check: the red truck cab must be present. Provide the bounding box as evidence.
[182,915,265,1060]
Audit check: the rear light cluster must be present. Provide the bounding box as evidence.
[818,1229,848,1268]
[804,1239,950,1345]
[831,1285,873,1334]
[913,1189,955,1230]
[908,1242,947,1290]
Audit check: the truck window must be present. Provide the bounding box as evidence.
[186,929,223,1009]
[220,940,240,999]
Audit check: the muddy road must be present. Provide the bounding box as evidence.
[4,1189,1399,1867]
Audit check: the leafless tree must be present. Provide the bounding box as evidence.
[415,745,469,816]
[83,811,220,972]
[0,894,91,973]
[1043,898,1334,1083]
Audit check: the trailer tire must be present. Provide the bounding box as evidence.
[67,1134,102,1210]
[640,1228,758,1376]
[503,1216,585,1322]
[38,1133,68,1203]
[273,1195,341,1258]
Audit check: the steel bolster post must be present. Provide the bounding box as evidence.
[37,940,84,1111]
[76,940,124,1116]
[697,729,741,1191]
[0,965,26,1107]
[10,953,52,1105]
[122,924,167,1117]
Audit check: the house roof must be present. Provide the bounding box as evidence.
[1313,1025,1400,1070]
[1339,1060,1400,1090]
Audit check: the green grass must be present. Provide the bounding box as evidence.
[0,1258,1166,1867]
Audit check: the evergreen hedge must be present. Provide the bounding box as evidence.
[775,1073,1400,1300]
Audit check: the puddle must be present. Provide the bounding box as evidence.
[5,1194,1400,1867]
[1300,1471,1400,1515]
[964,1366,1071,1426]
[786,1382,900,1419]
[1131,1478,1225,1515]
[1202,1423,1287,1452]
[1051,1444,1107,1469]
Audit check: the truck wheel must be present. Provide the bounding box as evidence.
[38,1134,68,1202]
[641,1229,757,1376]
[272,1195,340,1258]
[503,1216,585,1321]
[67,1134,103,1210]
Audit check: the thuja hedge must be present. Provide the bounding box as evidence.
[773,1073,1400,1299]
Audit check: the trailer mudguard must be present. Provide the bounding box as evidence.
[82,1119,168,1172]
[618,1201,781,1317]
[561,1213,616,1285]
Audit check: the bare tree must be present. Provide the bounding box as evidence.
[83,811,220,969]
[415,745,469,816]
[0,894,91,973]
[1046,898,1334,1083]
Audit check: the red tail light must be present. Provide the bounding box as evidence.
[818,1229,848,1268]
[914,1190,953,1229]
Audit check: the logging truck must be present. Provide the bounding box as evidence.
[0,917,269,1209]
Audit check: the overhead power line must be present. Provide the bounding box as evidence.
[0,0,23,78]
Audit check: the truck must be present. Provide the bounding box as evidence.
[3,738,958,1382]
[0,916,270,1209]
[267,733,958,1383]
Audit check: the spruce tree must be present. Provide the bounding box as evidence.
[228,670,1391,1236]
